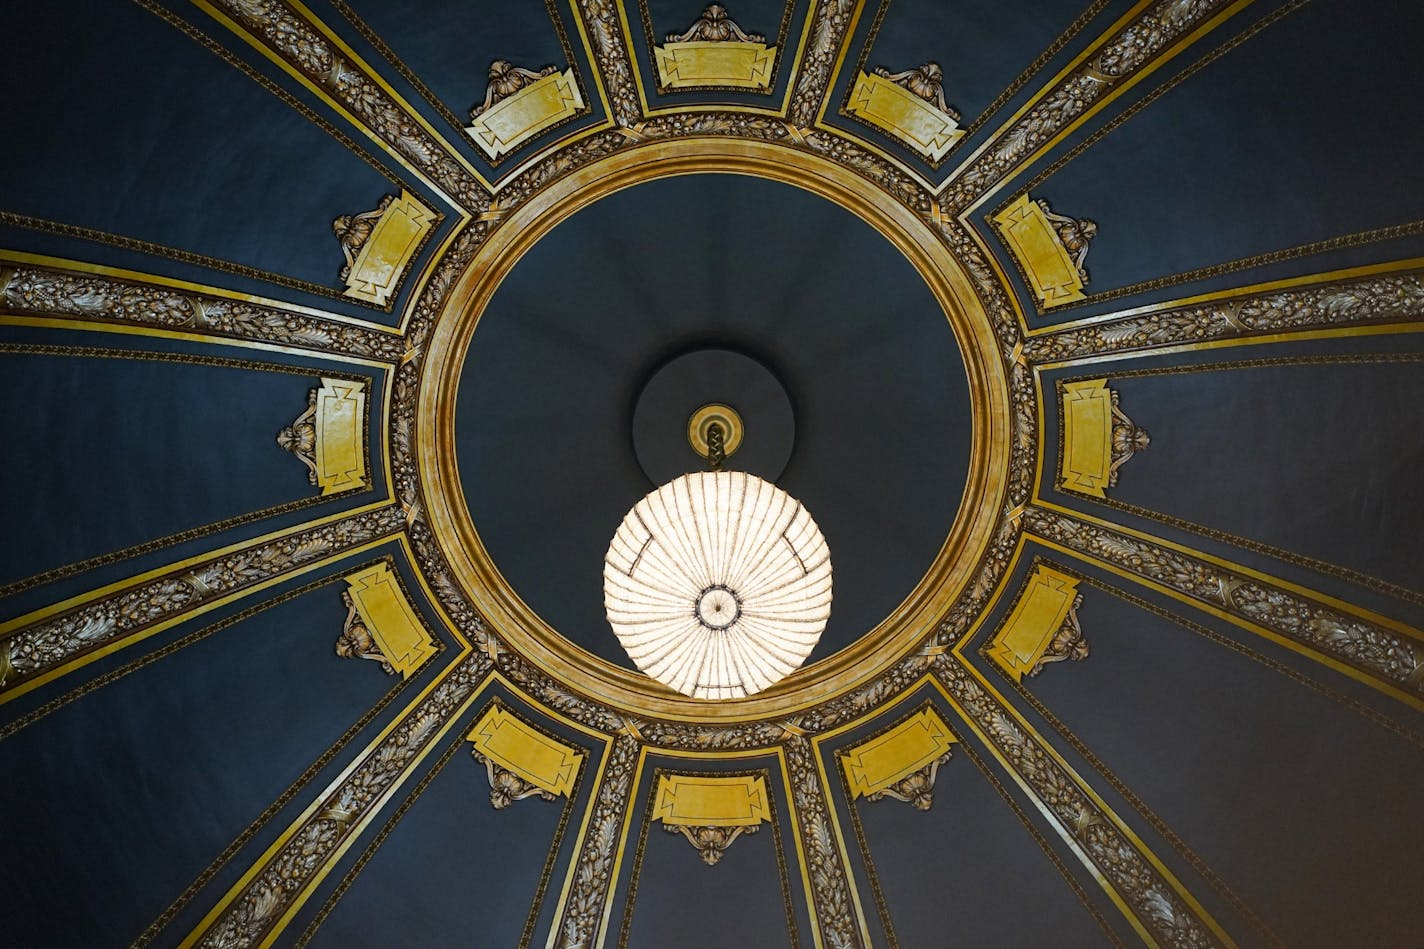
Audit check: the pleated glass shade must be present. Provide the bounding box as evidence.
[604,471,832,699]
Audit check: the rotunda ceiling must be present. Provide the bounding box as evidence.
[1,0,1423,947]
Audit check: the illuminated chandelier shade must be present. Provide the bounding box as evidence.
[604,471,833,699]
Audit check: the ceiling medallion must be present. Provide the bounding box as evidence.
[604,435,833,698]
[417,139,1011,720]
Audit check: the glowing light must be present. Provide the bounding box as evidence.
[604,471,832,699]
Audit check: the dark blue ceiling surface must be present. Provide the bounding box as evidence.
[455,172,973,671]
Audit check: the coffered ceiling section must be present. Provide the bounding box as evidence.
[1,1,1422,947]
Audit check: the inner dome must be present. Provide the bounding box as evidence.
[455,173,971,672]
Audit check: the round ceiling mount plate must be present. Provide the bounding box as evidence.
[632,348,794,486]
[686,403,744,460]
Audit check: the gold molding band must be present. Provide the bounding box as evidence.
[418,138,1010,722]
[653,772,771,826]
[465,68,585,160]
[468,702,583,798]
[841,705,957,799]
[847,70,965,162]
[986,564,1081,682]
[992,193,1087,307]
[343,563,437,679]
[654,41,778,90]
[341,191,437,306]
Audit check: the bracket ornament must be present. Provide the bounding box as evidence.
[848,62,965,161]
[987,565,1090,682]
[1059,379,1148,497]
[466,61,585,160]
[1030,594,1089,677]
[993,194,1098,308]
[652,772,771,865]
[467,702,583,809]
[655,5,776,91]
[474,751,558,808]
[332,191,436,306]
[842,705,957,810]
[336,589,395,675]
[277,378,369,496]
[339,563,438,679]
[663,822,758,865]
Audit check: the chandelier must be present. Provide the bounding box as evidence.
[604,409,832,699]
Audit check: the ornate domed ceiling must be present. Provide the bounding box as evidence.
[2,0,1423,947]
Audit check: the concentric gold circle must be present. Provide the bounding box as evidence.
[419,137,1010,722]
[687,403,744,460]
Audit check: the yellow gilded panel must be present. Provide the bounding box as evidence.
[469,703,582,798]
[341,191,435,307]
[466,68,584,160]
[344,563,437,679]
[991,193,1087,307]
[847,71,965,162]
[654,42,777,90]
[653,773,770,827]
[987,565,1080,682]
[1060,378,1114,498]
[313,377,367,496]
[842,706,957,798]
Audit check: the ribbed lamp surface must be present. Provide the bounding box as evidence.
[604,471,832,699]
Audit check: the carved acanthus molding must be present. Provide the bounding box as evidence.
[785,735,862,947]
[1023,270,1424,363]
[209,0,488,209]
[0,507,404,698]
[574,0,643,127]
[0,261,403,360]
[790,0,858,127]
[932,655,1221,947]
[943,0,1238,210]
[1023,507,1424,698]
[551,732,640,948]
[193,654,491,948]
